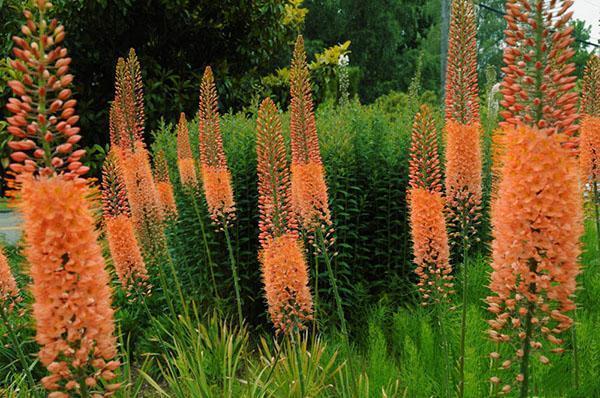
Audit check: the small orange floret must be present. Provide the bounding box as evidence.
[105,214,149,296]
[0,246,20,312]
[444,120,482,248]
[487,125,582,382]
[201,165,235,225]
[409,187,453,306]
[260,233,313,334]
[19,174,119,395]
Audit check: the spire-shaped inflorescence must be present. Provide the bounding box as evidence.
[289,35,333,239]
[5,5,87,179]
[409,105,442,193]
[101,150,149,296]
[445,0,479,125]
[256,98,313,334]
[499,0,580,144]
[198,66,235,226]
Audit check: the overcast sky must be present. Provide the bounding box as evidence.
[572,0,599,46]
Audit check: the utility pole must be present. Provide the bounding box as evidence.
[441,0,450,100]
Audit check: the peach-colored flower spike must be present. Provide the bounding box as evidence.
[5,5,87,179]
[580,55,600,185]
[486,125,581,393]
[21,175,120,397]
[445,120,482,249]
[101,151,149,296]
[289,36,333,237]
[445,0,479,125]
[257,98,312,333]
[0,246,21,312]
[177,112,198,187]
[154,150,178,219]
[198,66,235,225]
[409,188,453,306]
[261,234,313,334]
[499,0,580,145]
[257,98,298,245]
[409,105,442,193]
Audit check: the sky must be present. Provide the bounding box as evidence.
[572,0,599,46]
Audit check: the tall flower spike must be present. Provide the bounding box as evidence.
[486,125,581,394]
[0,246,21,313]
[409,105,442,193]
[5,5,87,178]
[256,98,298,246]
[289,35,333,237]
[580,55,600,184]
[445,0,479,125]
[21,175,121,396]
[198,66,235,225]
[113,55,144,151]
[257,98,312,334]
[177,112,198,187]
[499,0,579,144]
[101,150,149,296]
[5,5,120,395]
[409,187,453,306]
[445,120,482,251]
[154,150,178,219]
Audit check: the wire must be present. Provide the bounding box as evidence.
[476,1,600,49]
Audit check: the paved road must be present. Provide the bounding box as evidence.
[0,211,21,245]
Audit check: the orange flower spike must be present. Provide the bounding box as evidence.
[256,98,297,247]
[409,105,442,193]
[154,150,178,219]
[198,66,235,225]
[289,35,321,165]
[486,125,582,389]
[113,50,145,150]
[289,35,333,236]
[101,152,149,294]
[445,120,482,249]
[101,149,130,218]
[0,246,21,312]
[176,112,198,187]
[5,4,87,178]
[119,142,165,246]
[580,55,600,184]
[409,188,453,306]
[499,0,580,143]
[445,0,479,125]
[260,234,313,334]
[20,175,120,396]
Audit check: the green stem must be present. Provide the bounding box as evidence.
[166,249,190,321]
[188,186,221,300]
[293,332,306,398]
[435,305,451,398]
[594,181,600,252]
[78,367,89,398]
[571,306,579,390]
[316,228,347,338]
[223,222,243,326]
[0,305,36,389]
[458,245,468,398]
[519,300,535,398]
[312,253,319,336]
